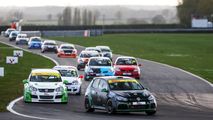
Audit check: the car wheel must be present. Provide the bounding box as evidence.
[106,99,116,114]
[62,102,68,104]
[146,111,156,116]
[84,74,89,81]
[16,43,18,45]
[76,87,81,95]
[77,65,81,71]
[85,98,95,112]
[41,50,44,53]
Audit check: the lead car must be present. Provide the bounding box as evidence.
[22,69,68,103]
[84,76,157,115]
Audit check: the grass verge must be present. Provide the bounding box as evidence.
[48,33,213,83]
[0,43,55,111]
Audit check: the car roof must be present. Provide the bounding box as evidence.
[60,44,74,47]
[31,69,60,77]
[80,50,99,54]
[30,37,41,39]
[10,31,19,33]
[18,34,27,36]
[96,46,110,49]
[116,56,136,59]
[53,66,77,70]
[89,57,110,60]
[95,76,135,81]
[44,40,56,43]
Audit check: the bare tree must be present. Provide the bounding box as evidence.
[62,7,72,25]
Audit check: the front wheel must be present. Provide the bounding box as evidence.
[85,98,95,112]
[146,111,156,116]
[106,100,116,114]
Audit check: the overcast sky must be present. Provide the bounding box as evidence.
[0,0,178,7]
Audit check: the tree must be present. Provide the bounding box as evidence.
[115,11,122,24]
[93,10,100,25]
[62,7,72,25]
[47,14,52,21]
[152,15,166,24]
[177,0,213,26]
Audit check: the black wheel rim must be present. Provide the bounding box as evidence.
[107,102,113,113]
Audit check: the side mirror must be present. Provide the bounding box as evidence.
[63,80,69,84]
[138,64,142,67]
[101,88,109,93]
[22,79,28,84]
[79,75,84,79]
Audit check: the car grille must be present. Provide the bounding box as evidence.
[64,50,73,53]
[39,96,54,99]
[121,70,134,72]
[92,68,101,73]
[130,105,149,109]
[38,89,55,92]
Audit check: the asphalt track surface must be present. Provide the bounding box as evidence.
[0,36,213,120]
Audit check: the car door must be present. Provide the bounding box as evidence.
[98,79,109,107]
[90,78,100,106]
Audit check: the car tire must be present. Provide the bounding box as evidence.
[41,50,44,53]
[145,111,156,116]
[77,65,81,71]
[85,98,95,112]
[84,74,89,81]
[16,42,18,45]
[106,99,116,114]
[76,87,81,95]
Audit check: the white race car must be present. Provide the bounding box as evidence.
[22,69,68,103]
[53,66,82,95]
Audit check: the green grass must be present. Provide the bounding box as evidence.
[0,43,55,111]
[48,33,213,83]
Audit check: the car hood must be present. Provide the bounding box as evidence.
[61,77,81,83]
[114,65,138,70]
[112,90,151,98]
[29,82,63,89]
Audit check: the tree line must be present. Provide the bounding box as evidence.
[177,0,213,26]
[57,7,99,26]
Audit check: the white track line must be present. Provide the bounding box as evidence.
[0,40,60,120]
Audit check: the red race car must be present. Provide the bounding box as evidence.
[57,44,77,58]
[114,56,142,79]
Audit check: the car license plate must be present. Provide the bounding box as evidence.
[123,73,132,75]
[44,92,50,96]
[132,102,146,105]
[66,53,71,54]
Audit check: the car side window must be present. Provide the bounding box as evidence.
[92,79,100,89]
[98,79,108,90]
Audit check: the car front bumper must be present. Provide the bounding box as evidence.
[65,84,81,94]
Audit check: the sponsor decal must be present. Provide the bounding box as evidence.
[108,79,138,83]
[6,56,18,64]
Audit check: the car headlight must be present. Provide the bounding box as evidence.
[88,69,93,73]
[115,67,121,72]
[56,86,64,92]
[148,95,155,101]
[72,80,79,85]
[116,96,128,102]
[29,86,37,92]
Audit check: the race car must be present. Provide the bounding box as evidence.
[4,28,16,37]
[85,47,102,56]
[15,34,28,45]
[96,46,113,60]
[77,50,100,70]
[22,69,68,103]
[28,37,43,49]
[41,40,58,53]
[114,56,142,79]
[84,57,114,81]
[57,44,77,58]
[84,76,157,115]
[9,31,19,41]
[53,66,82,95]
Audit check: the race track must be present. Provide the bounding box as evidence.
[0,36,213,120]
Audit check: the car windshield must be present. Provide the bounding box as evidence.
[61,46,74,49]
[30,75,62,82]
[80,53,99,58]
[109,80,143,90]
[101,48,111,52]
[116,58,137,65]
[11,33,17,36]
[89,58,111,66]
[32,38,41,42]
[58,69,78,77]
[45,42,56,45]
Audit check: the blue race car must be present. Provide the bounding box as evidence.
[84,57,114,81]
[28,37,42,49]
